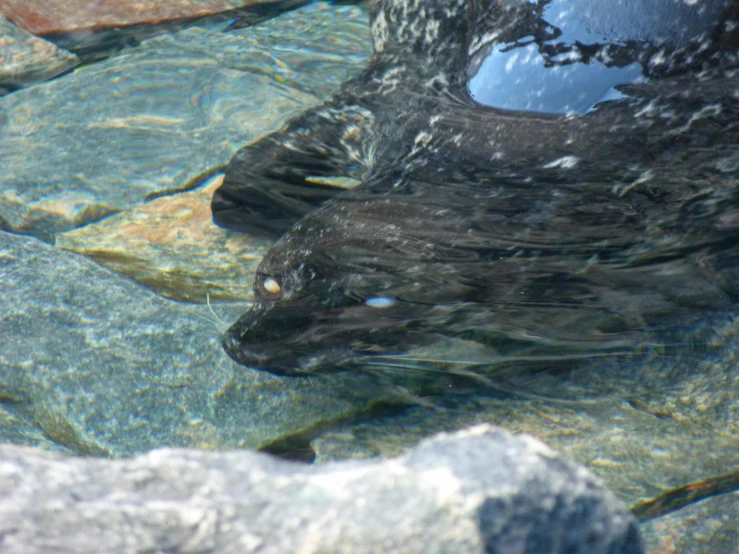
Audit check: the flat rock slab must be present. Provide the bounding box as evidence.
[0,400,58,453]
[57,174,267,302]
[0,425,643,554]
[56,171,364,302]
[310,324,739,552]
[0,230,398,457]
[1,0,277,35]
[0,2,370,241]
[312,394,739,496]
[0,13,78,89]
[641,492,739,554]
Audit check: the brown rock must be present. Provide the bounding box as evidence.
[56,173,268,303]
[0,0,274,35]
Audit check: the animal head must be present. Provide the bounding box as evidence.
[220,185,736,376]
[215,0,738,377]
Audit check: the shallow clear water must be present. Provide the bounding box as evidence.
[1,0,737,550]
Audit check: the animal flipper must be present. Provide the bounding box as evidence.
[211,93,375,239]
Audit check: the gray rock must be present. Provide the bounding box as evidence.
[311,324,739,484]
[0,14,78,89]
[312,374,739,502]
[309,323,739,551]
[640,492,739,554]
[0,230,399,456]
[0,425,643,554]
[0,2,370,241]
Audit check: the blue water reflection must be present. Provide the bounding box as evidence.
[468,0,712,114]
[470,41,644,114]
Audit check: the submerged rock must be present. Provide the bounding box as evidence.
[640,491,739,554]
[0,14,78,90]
[56,174,267,303]
[0,2,370,241]
[0,230,399,457]
[309,321,739,552]
[0,425,643,554]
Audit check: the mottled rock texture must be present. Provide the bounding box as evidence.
[641,492,739,554]
[57,174,267,302]
[310,319,739,552]
[0,425,643,554]
[311,345,739,502]
[0,13,78,88]
[0,3,370,241]
[0,230,398,457]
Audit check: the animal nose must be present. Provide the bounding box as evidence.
[222,327,240,352]
[221,326,271,370]
[221,326,245,359]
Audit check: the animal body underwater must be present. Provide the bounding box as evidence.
[212,0,739,378]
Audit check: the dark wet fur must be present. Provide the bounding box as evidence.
[212,0,739,378]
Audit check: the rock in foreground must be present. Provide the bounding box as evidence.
[0,425,643,554]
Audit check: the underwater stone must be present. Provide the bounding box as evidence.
[0,13,78,90]
[1,0,277,35]
[0,3,370,241]
[0,230,401,456]
[56,174,267,303]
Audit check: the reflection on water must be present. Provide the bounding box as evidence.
[469,0,642,113]
[468,0,725,114]
[470,40,644,114]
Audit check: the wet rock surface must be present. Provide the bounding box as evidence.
[0,0,280,35]
[0,425,644,554]
[0,13,78,90]
[307,326,739,552]
[640,492,739,554]
[0,3,370,241]
[311,390,739,496]
[309,325,739,492]
[0,1,736,552]
[0,230,397,457]
[56,174,267,302]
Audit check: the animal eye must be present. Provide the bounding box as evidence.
[365,296,396,308]
[263,277,282,295]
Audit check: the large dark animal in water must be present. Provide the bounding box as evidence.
[212,0,739,376]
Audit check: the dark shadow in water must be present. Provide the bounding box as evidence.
[259,400,413,463]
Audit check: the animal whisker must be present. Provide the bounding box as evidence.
[194,292,231,333]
